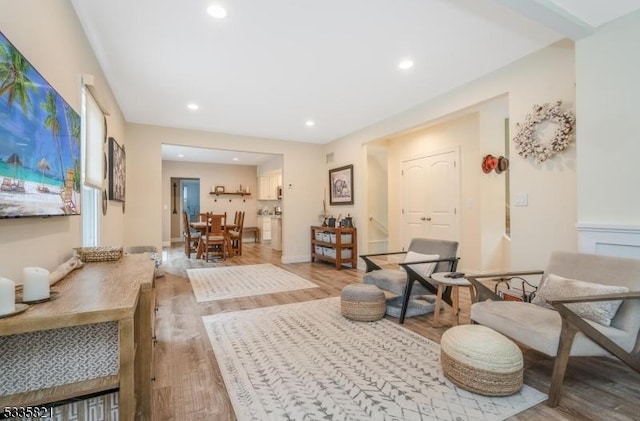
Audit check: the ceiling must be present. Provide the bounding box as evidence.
[71,0,640,146]
[162,144,277,165]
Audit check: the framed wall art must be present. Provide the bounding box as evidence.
[329,164,354,205]
[108,137,126,202]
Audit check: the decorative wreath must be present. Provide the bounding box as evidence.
[513,101,575,163]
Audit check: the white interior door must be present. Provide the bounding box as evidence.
[402,149,459,249]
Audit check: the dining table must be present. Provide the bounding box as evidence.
[189,221,237,259]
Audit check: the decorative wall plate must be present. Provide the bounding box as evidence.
[102,189,108,215]
[103,115,108,143]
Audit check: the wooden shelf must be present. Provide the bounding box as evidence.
[209,192,251,196]
[311,226,357,270]
[0,375,120,408]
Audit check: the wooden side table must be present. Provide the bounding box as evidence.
[431,272,475,326]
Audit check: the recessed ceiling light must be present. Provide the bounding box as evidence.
[233,157,239,161]
[207,4,227,19]
[398,59,414,70]
[187,103,199,110]
[177,154,185,158]
[305,120,315,127]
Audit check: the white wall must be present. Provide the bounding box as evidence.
[327,40,576,271]
[478,97,509,272]
[576,11,640,226]
[257,156,283,177]
[0,0,126,281]
[124,123,324,263]
[366,145,389,253]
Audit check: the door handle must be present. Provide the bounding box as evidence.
[421,217,432,221]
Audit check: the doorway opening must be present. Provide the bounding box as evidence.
[170,177,200,241]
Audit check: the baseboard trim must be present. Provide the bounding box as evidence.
[281,255,311,264]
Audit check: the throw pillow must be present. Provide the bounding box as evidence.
[402,252,440,279]
[531,273,629,326]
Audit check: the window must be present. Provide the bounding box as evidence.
[81,86,104,246]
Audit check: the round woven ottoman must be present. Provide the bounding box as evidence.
[340,284,386,321]
[440,325,523,396]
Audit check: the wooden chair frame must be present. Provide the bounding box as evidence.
[182,211,200,258]
[467,274,640,407]
[202,213,228,262]
[360,239,460,324]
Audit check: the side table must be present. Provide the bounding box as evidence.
[431,272,475,326]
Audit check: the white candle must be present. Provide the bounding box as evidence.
[0,277,16,316]
[22,267,50,302]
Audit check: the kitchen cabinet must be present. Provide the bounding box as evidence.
[271,216,282,251]
[258,173,282,200]
[258,215,272,241]
[310,226,357,269]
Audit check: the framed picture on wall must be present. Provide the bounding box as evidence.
[108,137,126,202]
[329,164,354,205]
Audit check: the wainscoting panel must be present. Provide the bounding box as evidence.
[577,224,640,259]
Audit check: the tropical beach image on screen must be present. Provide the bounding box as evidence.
[0,31,81,218]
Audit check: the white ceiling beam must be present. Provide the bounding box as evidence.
[495,0,595,40]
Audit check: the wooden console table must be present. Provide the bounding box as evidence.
[310,226,357,269]
[0,254,155,421]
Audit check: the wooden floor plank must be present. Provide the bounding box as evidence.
[152,242,640,420]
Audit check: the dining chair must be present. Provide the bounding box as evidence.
[202,212,228,261]
[182,211,201,258]
[229,211,245,256]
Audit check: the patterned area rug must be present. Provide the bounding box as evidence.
[187,263,319,302]
[203,298,547,420]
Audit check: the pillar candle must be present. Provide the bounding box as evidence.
[0,277,16,316]
[22,267,50,302]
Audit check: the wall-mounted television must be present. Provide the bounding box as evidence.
[0,30,81,219]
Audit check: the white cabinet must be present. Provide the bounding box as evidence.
[271,216,282,251]
[258,216,272,241]
[258,173,282,200]
[258,176,271,200]
[269,175,280,199]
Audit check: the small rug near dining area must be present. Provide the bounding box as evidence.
[202,297,547,420]
[187,263,319,302]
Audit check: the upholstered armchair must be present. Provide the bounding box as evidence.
[360,238,459,324]
[468,251,640,406]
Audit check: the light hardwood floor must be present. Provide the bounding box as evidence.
[152,242,640,421]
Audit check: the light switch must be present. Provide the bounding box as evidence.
[514,193,528,207]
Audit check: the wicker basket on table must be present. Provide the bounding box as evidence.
[74,246,123,262]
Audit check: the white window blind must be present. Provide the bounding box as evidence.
[84,89,104,189]
[81,86,100,246]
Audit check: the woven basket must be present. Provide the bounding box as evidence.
[440,325,523,396]
[74,246,123,262]
[340,284,386,322]
[441,349,523,396]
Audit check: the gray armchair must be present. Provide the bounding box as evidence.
[468,251,640,406]
[360,238,459,324]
